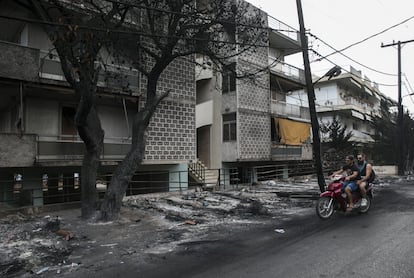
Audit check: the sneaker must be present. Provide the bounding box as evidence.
[361,198,368,207]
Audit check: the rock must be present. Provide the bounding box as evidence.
[44,217,60,232]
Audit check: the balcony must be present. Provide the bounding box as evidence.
[271,144,312,161]
[0,40,139,93]
[195,54,213,81]
[0,41,39,81]
[269,58,306,86]
[271,100,310,121]
[39,51,139,93]
[316,97,375,116]
[0,133,133,167]
[268,16,301,56]
[36,136,132,165]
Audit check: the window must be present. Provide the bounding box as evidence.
[352,122,359,130]
[271,118,280,143]
[61,106,77,137]
[222,63,236,93]
[223,113,236,141]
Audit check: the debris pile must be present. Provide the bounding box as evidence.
[0,178,329,276]
[0,214,76,277]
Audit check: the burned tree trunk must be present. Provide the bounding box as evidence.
[100,74,168,221]
[77,105,104,219]
[99,111,147,221]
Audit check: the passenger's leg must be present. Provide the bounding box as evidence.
[345,186,353,210]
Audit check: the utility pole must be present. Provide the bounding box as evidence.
[296,0,325,192]
[381,39,414,175]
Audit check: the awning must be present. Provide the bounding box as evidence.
[275,118,311,145]
[351,110,365,120]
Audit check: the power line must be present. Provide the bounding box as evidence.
[0,14,270,48]
[402,73,414,105]
[0,14,304,52]
[315,14,414,62]
[106,0,300,34]
[309,33,398,76]
[4,2,399,91]
[310,49,398,87]
[403,74,414,95]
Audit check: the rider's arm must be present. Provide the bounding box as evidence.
[361,164,373,182]
[330,168,343,177]
[346,170,358,181]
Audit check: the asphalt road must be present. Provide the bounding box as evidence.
[137,181,414,278]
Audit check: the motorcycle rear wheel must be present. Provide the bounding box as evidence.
[359,196,372,213]
[316,197,334,219]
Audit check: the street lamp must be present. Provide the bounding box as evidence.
[313,66,342,85]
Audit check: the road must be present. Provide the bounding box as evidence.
[137,181,414,278]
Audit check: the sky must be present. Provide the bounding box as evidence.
[247,0,414,114]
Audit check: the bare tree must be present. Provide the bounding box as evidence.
[24,0,132,219]
[19,0,267,220]
[99,0,267,220]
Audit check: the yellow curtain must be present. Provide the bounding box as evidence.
[277,118,310,145]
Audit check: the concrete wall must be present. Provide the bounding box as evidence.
[196,100,213,128]
[141,56,196,164]
[374,165,398,176]
[98,104,134,139]
[0,41,39,81]
[26,98,60,136]
[0,134,37,167]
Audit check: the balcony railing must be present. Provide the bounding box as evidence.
[271,100,310,121]
[0,41,139,93]
[316,97,376,115]
[269,57,306,84]
[267,16,299,42]
[38,50,139,92]
[270,144,313,161]
[36,136,131,163]
[195,54,213,81]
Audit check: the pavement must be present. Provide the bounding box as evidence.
[0,175,405,277]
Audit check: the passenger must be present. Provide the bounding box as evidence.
[356,153,375,207]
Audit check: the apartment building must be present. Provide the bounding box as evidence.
[290,66,392,150]
[194,3,312,184]
[0,1,195,206]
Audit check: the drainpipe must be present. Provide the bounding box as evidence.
[19,81,24,136]
[122,98,130,138]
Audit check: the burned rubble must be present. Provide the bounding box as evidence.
[1,214,78,277]
[0,179,330,277]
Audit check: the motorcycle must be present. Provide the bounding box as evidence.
[316,175,373,220]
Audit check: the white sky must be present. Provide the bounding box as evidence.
[247,0,414,114]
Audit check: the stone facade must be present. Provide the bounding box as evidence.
[237,44,271,161]
[0,134,37,167]
[141,57,196,163]
[0,41,39,82]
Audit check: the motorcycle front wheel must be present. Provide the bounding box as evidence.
[316,197,334,219]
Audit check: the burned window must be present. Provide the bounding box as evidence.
[223,113,236,142]
[61,106,77,136]
[222,63,236,93]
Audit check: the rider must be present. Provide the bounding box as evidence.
[330,155,361,211]
[356,153,375,207]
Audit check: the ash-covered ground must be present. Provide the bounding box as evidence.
[0,176,398,277]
